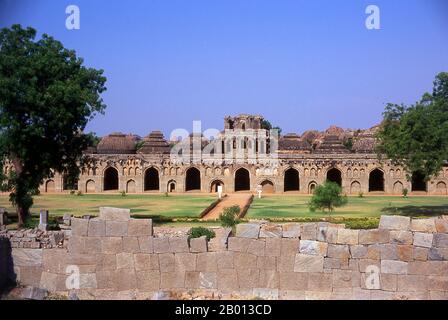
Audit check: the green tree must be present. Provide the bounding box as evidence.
[261,119,282,135]
[308,181,348,213]
[219,205,240,228]
[376,72,448,182]
[0,25,107,226]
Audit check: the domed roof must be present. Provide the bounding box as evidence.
[97,132,137,154]
[279,133,311,151]
[138,131,171,154]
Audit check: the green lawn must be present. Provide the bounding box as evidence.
[0,193,217,218]
[248,195,448,219]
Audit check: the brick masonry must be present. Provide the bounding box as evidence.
[1,210,448,300]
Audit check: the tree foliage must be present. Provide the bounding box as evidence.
[0,25,107,226]
[219,205,240,228]
[308,181,348,212]
[376,72,448,181]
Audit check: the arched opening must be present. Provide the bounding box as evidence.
[393,181,404,194]
[167,180,176,193]
[350,181,361,194]
[86,180,96,193]
[144,167,160,191]
[326,168,342,186]
[103,167,119,191]
[260,180,274,194]
[45,180,55,193]
[308,182,317,194]
[126,180,136,193]
[369,169,385,192]
[436,182,447,195]
[185,167,201,191]
[284,168,300,192]
[235,168,250,192]
[210,180,224,193]
[412,171,427,192]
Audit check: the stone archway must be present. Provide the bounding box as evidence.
[393,181,404,194]
[284,168,300,192]
[186,167,201,191]
[86,180,96,193]
[412,171,427,192]
[144,167,160,191]
[326,168,342,186]
[167,180,176,193]
[126,180,136,193]
[210,180,224,193]
[436,182,447,195]
[235,168,250,192]
[260,180,274,194]
[369,169,385,192]
[350,181,361,194]
[45,180,55,193]
[308,181,317,194]
[103,167,119,191]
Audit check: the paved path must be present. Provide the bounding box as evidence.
[202,193,253,220]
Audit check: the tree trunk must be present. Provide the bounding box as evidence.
[11,155,28,228]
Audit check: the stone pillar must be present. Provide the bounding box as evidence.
[39,210,49,231]
[0,208,7,230]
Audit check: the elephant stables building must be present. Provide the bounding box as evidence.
[33,114,448,196]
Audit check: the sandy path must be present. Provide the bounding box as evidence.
[202,193,252,220]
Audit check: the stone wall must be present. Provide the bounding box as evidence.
[2,208,448,300]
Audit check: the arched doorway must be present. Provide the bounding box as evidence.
[326,168,342,186]
[284,168,300,192]
[144,167,160,191]
[308,181,317,194]
[86,180,96,193]
[235,168,250,192]
[186,167,201,191]
[436,182,447,195]
[412,171,427,192]
[103,167,119,191]
[350,181,361,194]
[260,180,274,193]
[210,180,224,193]
[126,180,136,193]
[393,181,404,194]
[369,169,385,192]
[45,180,55,193]
[167,180,176,193]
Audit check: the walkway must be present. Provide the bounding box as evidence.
[202,193,253,220]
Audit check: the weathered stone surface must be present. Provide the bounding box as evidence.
[101,237,123,254]
[381,244,398,260]
[79,273,98,289]
[265,238,282,257]
[397,245,413,262]
[317,227,338,243]
[280,238,299,256]
[99,207,130,221]
[301,223,317,240]
[237,268,260,289]
[39,272,58,292]
[71,218,89,236]
[153,237,170,253]
[428,247,448,261]
[227,237,251,252]
[294,254,324,273]
[138,236,154,253]
[247,239,265,256]
[433,233,448,248]
[324,257,347,269]
[413,232,433,248]
[282,223,301,238]
[160,271,185,289]
[235,223,261,238]
[307,273,333,292]
[122,237,140,253]
[359,229,389,244]
[217,251,234,269]
[217,268,238,290]
[134,253,159,271]
[257,255,277,270]
[128,219,153,236]
[87,219,105,237]
[389,231,413,245]
[379,216,411,231]
[428,276,448,291]
[277,254,295,272]
[333,269,360,289]
[105,221,128,237]
[12,248,43,266]
[358,259,380,273]
[413,247,428,261]
[42,249,67,273]
[159,253,175,272]
[279,272,308,290]
[84,237,102,253]
[234,252,257,269]
[113,268,137,291]
[116,252,134,269]
[397,275,428,292]
[136,270,160,291]
[258,270,279,289]
[380,274,397,291]
[299,240,328,256]
[199,272,217,289]
[169,237,189,253]
[381,260,408,274]
[350,245,367,259]
[327,244,350,259]
[196,252,218,272]
[174,253,196,271]
[435,219,448,233]
[411,218,436,233]
[189,236,208,253]
[259,224,282,238]
[337,229,359,245]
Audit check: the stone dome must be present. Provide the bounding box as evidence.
[97,132,137,154]
[138,131,171,154]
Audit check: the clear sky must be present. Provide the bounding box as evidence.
[1,0,447,138]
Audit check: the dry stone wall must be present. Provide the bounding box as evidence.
[2,208,448,300]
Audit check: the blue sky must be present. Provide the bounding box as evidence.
[1,0,447,138]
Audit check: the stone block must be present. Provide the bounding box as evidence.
[358,229,389,244]
[257,256,277,270]
[189,236,208,253]
[332,269,360,289]
[294,254,324,273]
[428,276,448,291]
[337,229,359,245]
[227,237,251,252]
[301,223,317,240]
[99,207,130,221]
[379,215,410,231]
[282,223,301,238]
[174,252,196,271]
[185,271,199,288]
[350,245,368,259]
[411,218,436,233]
[413,247,428,261]
[113,268,137,291]
[116,252,134,269]
[397,275,428,292]
[381,260,408,274]
[413,232,433,248]
[435,219,448,233]
[101,237,123,254]
[134,253,159,271]
[122,237,140,253]
[196,252,218,272]
[84,237,102,253]
[380,244,398,260]
[217,268,239,291]
[153,237,170,253]
[18,266,42,287]
[235,223,261,238]
[234,252,257,269]
[307,273,333,292]
[87,219,105,237]
[39,272,58,292]
[105,221,128,238]
[259,270,279,289]
[327,244,350,259]
[299,240,328,256]
[12,248,43,266]
[247,239,265,256]
[199,272,217,289]
[317,227,338,243]
[128,219,153,236]
[237,269,260,289]
[397,245,413,262]
[259,224,282,238]
[79,273,98,289]
[265,238,282,257]
[42,249,67,274]
[277,254,295,272]
[169,237,189,253]
[279,272,308,290]
[160,271,185,289]
[216,251,234,269]
[136,270,160,291]
[428,247,448,261]
[323,257,347,269]
[158,253,175,272]
[280,238,300,256]
[380,274,397,291]
[433,233,448,248]
[97,254,117,271]
[389,231,413,245]
[358,259,380,273]
[71,218,89,236]
[253,288,279,299]
[138,236,154,253]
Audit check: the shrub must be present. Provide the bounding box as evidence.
[76,191,83,196]
[219,205,240,228]
[402,188,408,198]
[308,181,348,213]
[358,192,364,198]
[69,190,76,195]
[120,190,126,197]
[188,227,216,241]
